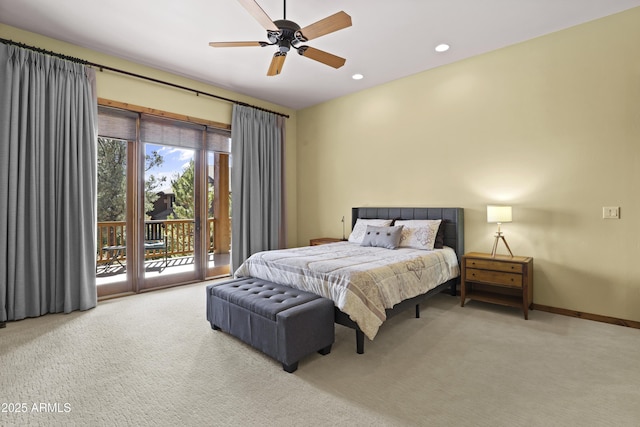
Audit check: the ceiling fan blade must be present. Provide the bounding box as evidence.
[237,0,279,32]
[209,41,264,48]
[298,46,346,69]
[267,52,287,76]
[298,11,352,41]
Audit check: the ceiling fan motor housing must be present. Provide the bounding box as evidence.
[271,19,304,52]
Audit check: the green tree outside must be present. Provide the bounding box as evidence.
[170,160,216,254]
[170,160,215,220]
[97,137,165,222]
[97,137,126,222]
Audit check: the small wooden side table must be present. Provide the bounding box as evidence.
[310,237,343,246]
[460,252,534,319]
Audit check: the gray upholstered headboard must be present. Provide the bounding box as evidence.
[351,207,465,261]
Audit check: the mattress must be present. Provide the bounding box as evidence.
[234,241,460,340]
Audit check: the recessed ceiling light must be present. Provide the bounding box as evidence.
[352,73,364,80]
[435,44,450,53]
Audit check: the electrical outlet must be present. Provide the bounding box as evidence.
[602,206,620,219]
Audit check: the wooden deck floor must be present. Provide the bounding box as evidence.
[96,253,230,286]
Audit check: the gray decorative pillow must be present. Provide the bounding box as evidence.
[348,218,393,244]
[361,225,404,249]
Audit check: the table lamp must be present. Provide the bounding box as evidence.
[487,205,513,257]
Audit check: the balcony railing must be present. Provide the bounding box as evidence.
[96,218,229,265]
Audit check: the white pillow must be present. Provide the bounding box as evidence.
[348,218,393,244]
[395,219,442,250]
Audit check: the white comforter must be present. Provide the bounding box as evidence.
[234,242,460,340]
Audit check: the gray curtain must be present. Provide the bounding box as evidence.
[231,105,285,272]
[0,44,98,322]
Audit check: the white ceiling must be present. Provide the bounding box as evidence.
[1,0,639,110]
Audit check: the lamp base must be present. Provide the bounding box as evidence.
[491,232,514,258]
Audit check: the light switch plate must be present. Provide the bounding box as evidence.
[602,206,620,219]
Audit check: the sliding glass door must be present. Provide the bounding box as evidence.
[96,136,132,296]
[140,142,199,288]
[207,150,231,277]
[95,104,231,297]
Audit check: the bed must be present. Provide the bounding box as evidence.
[234,207,464,353]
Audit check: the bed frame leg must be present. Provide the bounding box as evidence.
[356,330,365,354]
[415,304,420,318]
[450,281,457,296]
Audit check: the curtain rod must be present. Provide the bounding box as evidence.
[0,37,290,119]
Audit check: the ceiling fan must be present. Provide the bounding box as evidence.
[209,0,352,76]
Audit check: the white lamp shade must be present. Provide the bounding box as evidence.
[487,205,512,223]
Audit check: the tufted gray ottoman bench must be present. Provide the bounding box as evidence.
[206,277,335,373]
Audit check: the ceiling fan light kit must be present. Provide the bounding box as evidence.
[210,0,352,76]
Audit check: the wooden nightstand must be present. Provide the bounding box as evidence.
[310,237,343,246]
[461,252,534,319]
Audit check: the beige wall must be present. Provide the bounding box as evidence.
[297,8,640,322]
[3,6,640,322]
[0,23,299,247]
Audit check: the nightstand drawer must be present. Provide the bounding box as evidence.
[466,258,523,274]
[466,268,523,288]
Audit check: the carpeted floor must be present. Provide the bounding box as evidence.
[1,279,639,427]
